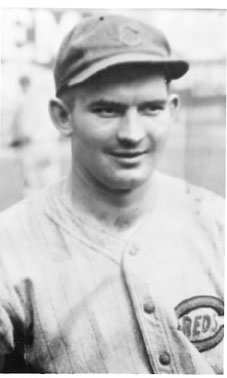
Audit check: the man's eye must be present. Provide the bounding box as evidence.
[92,107,120,118]
[141,104,165,115]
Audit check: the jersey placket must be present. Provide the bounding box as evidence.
[122,243,176,374]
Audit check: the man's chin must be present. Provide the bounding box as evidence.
[106,173,153,193]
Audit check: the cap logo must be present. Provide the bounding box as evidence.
[118,24,141,46]
[175,296,224,352]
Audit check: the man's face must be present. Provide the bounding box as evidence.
[69,66,177,192]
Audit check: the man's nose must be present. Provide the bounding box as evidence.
[116,109,145,145]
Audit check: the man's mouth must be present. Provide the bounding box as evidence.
[111,151,147,158]
[109,150,148,167]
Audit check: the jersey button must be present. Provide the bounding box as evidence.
[143,301,155,314]
[159,352,171,366]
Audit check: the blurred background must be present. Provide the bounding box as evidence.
[1,8,226,210]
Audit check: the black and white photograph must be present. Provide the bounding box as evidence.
[0,3,225,374]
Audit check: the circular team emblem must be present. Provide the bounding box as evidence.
[118,25,141,46]
[175,296,224,352]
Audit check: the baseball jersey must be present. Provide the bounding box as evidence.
[0,171,224,373]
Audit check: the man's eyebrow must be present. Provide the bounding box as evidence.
[87,99,168,108]
[140,100,167,105]
[88,100,127,108]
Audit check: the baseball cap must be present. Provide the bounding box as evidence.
[54,14,189,96]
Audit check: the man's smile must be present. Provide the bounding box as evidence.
[110,150,147,158]
[109,150,148,167]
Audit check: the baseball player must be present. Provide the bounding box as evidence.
[0,15,224,374]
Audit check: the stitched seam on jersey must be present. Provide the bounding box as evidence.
[89,262,123,372]
[111,266,141,372]
[154,302,183,374]
[53,181,129,241]
[45,190,125,264]
[51,177,159,244]
[45,213,123,265]
[122,262,158,372]
[129,283,159,371]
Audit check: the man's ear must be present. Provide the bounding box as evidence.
[168,94,180,119]
[49,98,72,137]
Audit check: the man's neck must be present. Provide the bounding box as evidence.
[66,169,158,235]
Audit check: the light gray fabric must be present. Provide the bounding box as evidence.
[0,172,224,373]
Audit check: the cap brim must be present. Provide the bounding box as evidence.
[67,53,189,87]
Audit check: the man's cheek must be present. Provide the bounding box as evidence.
[151,130,168,148]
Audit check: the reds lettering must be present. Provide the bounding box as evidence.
[175,296,224,351]
[181,311,218,340]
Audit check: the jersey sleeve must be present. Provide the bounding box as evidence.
[0,220,33,371]
[0,255,24,356]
